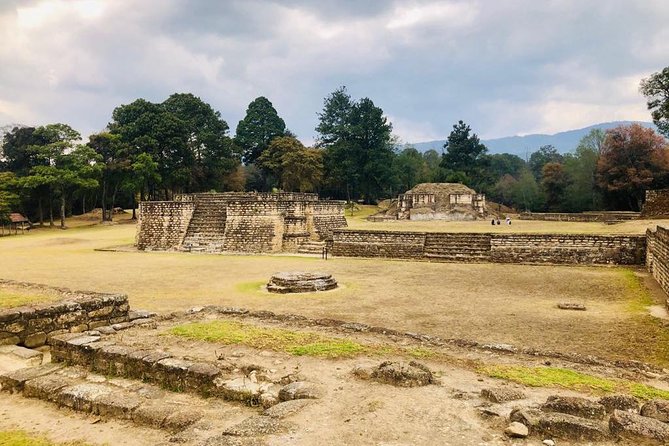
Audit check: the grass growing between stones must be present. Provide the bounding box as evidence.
[168,320,367,358]
[0,430,94,446]
[480,364,669,400]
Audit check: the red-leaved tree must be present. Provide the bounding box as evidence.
[597,124,669,210]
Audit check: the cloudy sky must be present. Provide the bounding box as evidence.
[0,0,667,144]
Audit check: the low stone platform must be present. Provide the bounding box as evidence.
[266,271,338,294]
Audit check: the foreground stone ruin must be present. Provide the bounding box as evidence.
[135,192,347,254]
[5,282,669,445]
[266,271,338,294]
[0,279,131,348]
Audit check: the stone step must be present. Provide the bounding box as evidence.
[47,333,292,406]
[424,253,491,260]
[0,364,241,435]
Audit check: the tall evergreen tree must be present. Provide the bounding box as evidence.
[439,120,489,190]
[316,87,394,202]
[235,96,286,164]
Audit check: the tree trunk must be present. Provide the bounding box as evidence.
[132,192,137,220]
[60,194,66,229]
[49,189,54,227]
[38,198,44,226]
[110,184,119,222]
[82,195,86,215]
[101,178,108,222]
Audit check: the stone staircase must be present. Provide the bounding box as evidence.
[0,333,315,444]
[181,195,228,253]
[297,240,326,255]
[423,233,492,262]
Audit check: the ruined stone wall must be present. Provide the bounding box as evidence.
[135,201,194,250]
[646,226,669,299]
[312,201,347,239]
[330,230,426,259]
[519,212,640,222]
[0,282,129,348]
[642,189,669,218]
[330,229,646,265]
[489,234,645,265]
[222,201,283,253]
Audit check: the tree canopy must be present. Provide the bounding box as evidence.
[641,67,669,138]
[235,96,286,164]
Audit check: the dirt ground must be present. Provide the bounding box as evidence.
[2,217,669,445]
[0,311,649,446]
[1,222,668,367]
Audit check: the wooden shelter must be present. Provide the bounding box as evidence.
[1,213,31,235]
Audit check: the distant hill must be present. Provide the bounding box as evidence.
[410,121,658,157]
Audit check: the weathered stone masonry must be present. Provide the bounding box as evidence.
[646,226,669,300]
[330,230,646,265]
[136,192,347,253]
[0,281,129,348]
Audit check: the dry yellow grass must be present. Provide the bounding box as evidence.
[1,216,667,366]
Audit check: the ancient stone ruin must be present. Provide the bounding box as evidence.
[642,189,669,218]
[370,183,486,221]
[266,271,338,294]
[135,192,347,254]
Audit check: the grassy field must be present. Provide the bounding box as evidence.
[1,216,668,366]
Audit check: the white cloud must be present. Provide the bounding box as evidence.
[0,0,667,143]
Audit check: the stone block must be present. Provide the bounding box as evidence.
[23,331,47,348]
[154,358,193,391]
[0,309,21,324]
[23,374,74,402]
[0,332,20,346]
[0,363,64,393]
[132,402,176,428]
[541,395,607,420]
[610,409,669,443]
[480,387,526,403]
[185,362,221,395]
[510,408,609,441]
[56,383,114,413]
[164,409,203,431]
[598,394,640,413]
[93,391,142,419]
[641,399,669,423]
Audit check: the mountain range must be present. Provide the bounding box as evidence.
[410,121,657,157]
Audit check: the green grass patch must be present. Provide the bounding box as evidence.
[481,365,616,393]
[168,320,368,358]
[620,268,653,313]
[0,290,58,309]
[405,346,438,359]
[480,364,669,400]
[0,430,94,446]
[235,281,266,294]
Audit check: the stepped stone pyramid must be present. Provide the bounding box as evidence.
[135,192,347,254]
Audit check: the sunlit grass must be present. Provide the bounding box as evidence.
[480,364,669,400]
[167,320,439,360]
[0,290,58,309]
[0,430,96,446]
[168,320,367,358]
